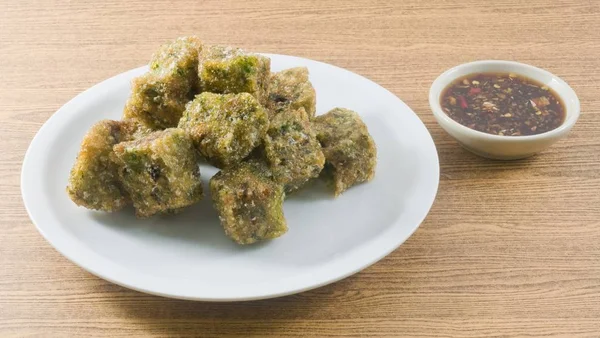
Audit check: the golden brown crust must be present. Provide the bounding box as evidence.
[313,108,377,196]
[198,45,271,105]
[263,108,324,192]
[67,119,146,212]
[123,37,203,129]
[266,67,316,118]
[178,92,268,168]
[210,160,286,244]
[113,128,203,218]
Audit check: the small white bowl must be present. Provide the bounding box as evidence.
[429,60,580,160]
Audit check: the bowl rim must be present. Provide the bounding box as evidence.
[429,60,580,142]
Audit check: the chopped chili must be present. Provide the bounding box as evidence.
[440,72,565,136]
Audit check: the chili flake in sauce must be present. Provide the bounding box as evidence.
[441,73,565,136]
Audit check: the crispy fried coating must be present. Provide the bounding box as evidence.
[178,92,268,168]
[123,37,203,129]
[313,108,377,196]
[149,36,203,91]
[267,67,316,118]
[198,45,270,105]
[263,108,324,192]
[210,160,287,245]
[67,119,147,212]
[113,128,203,218]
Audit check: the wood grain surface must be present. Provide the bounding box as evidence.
[2,0,600,336]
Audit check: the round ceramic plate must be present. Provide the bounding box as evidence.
[21,54,439,301]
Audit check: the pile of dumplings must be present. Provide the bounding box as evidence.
[67,37,376,245]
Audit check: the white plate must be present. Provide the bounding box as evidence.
[21,54,439,301]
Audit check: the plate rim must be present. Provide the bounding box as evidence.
[21,53,440,301]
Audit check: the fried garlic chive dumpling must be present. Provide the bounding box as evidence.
[198,45,271,105]
[178,92,268,168]
[267,67,316,118]
[263,107,324,192]
[313,108,377,196]
[67,119,147,212]
[148,36,203,91]
[123,36,203,129]
[113,128,203,218]
[210,160,287,245]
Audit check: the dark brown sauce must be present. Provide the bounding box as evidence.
[440,72,565,136]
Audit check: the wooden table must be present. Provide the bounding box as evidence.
[2,1,599,336]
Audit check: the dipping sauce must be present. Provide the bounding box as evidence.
[441,73,565,136]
